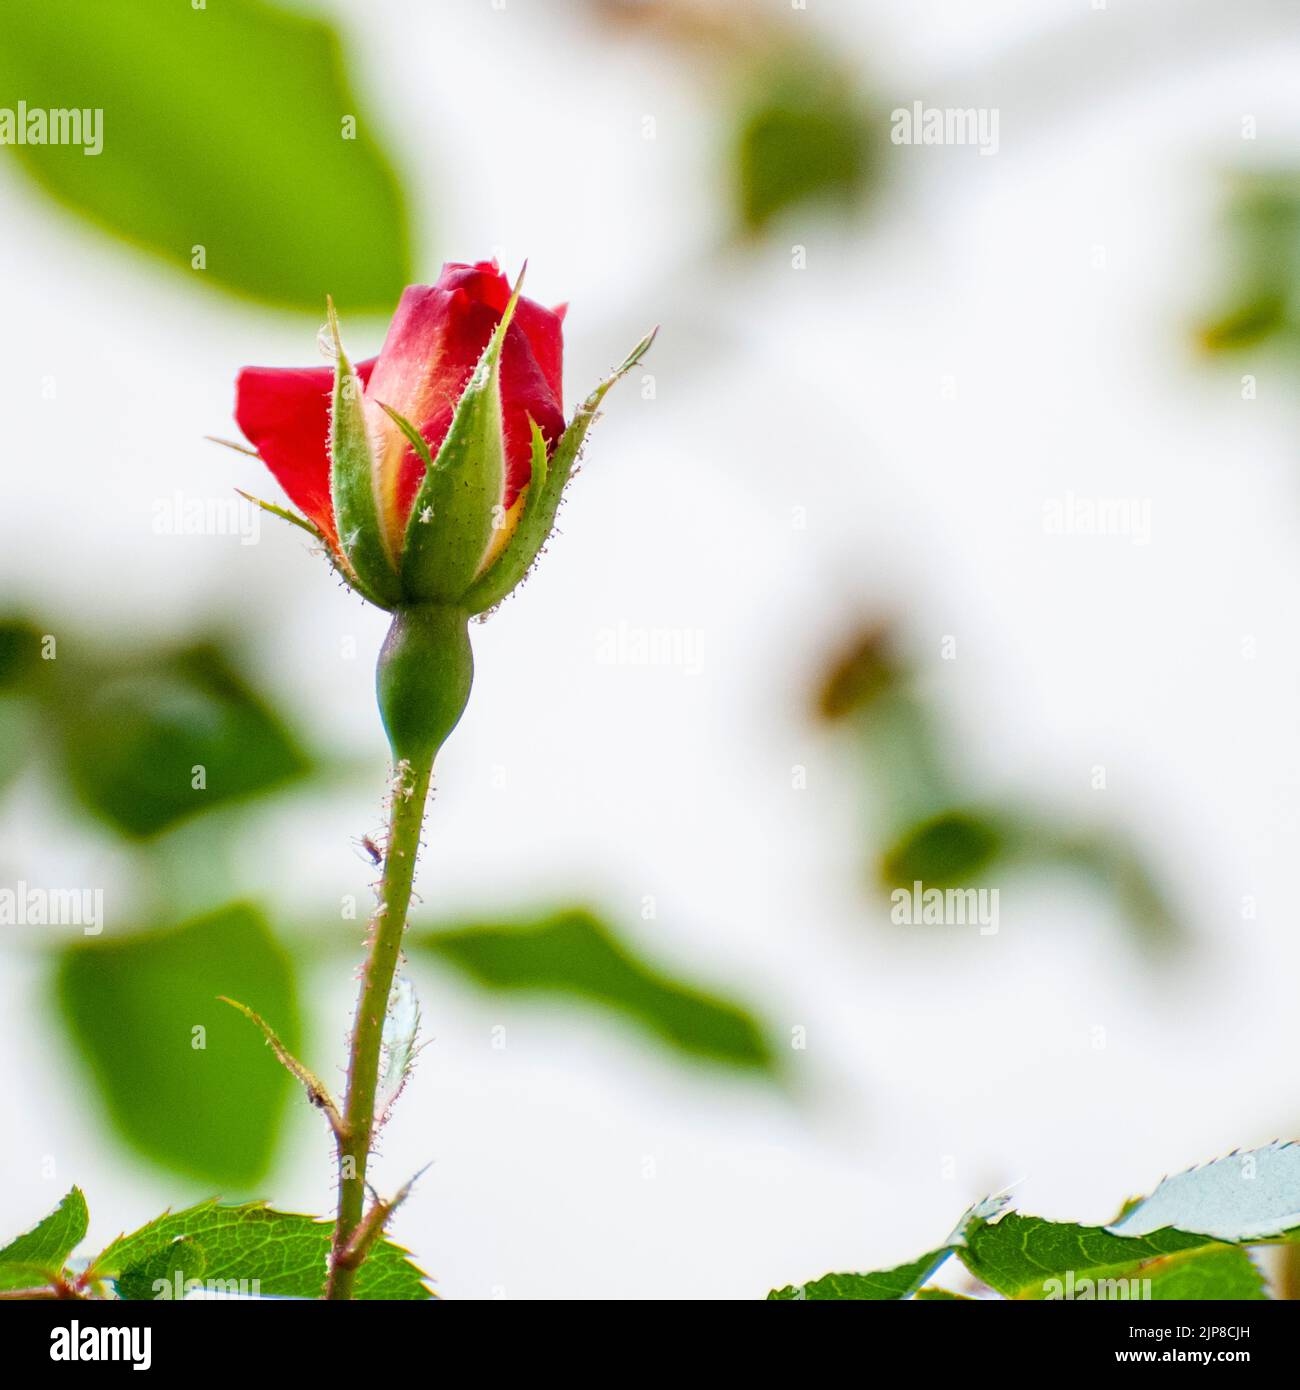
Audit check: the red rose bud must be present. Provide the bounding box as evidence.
[233,258,655,760]
[234,259,653,611]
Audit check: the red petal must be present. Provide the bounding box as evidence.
[234,358,375,541]
[500,321,564,509]
[365,262,566,534]
[435,259,511,312]
[513,297,564,410]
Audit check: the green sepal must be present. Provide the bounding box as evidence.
[376,604,474,766]
[463,326,657,614]
[523,415,550,499]
[397,274,524,603]
[234,489,324,543]
[327,298,402,609]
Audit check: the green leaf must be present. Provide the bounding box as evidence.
[1038,827,1183,954]
[1201,293,1289,352]
[0,0,411,311]
[855,689,959,831]
[57,641,310,838]
[56,903,300,1187]
[398,278,522,602]
[413,905,772,1071]
[95,1201,432,1300]
[464,327,657,614]
[733,55,876,234]
[0,697,36,800]
[0,1188,88,1290]
[115,1237,208,1302]
[0,619,47,798]
[766,1194,1009,1301]
[879,808,1005,891]
[959,1213,1266,1301]
[768,1248,952,1301]
[0,617,44,692]
[770,1150,1298,1304]
[1199,173,1300,353]
[1136,1246,1267,1300]
[1107,1142,1300,1243]
[328,301,401,608]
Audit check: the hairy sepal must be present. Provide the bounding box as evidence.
[398,276,524,603]
[464,327,657,614]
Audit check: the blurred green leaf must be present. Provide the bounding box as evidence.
[734,56,876,234]
[1048,829,1181,954]
[415,907,773,1071]
[1200,173,1300,354]
[814,622,956,828]
[816,619,1183,950]
[0,0,412,311]
[0,617,44,692]
[878,808,1183,950]
[1201,292,1289,352]
[57,641,310,838]
[880,808,1005,890]
[814,622,902,721]
[95,1199,432,1300]
[0,619,52,799]
[0,697,37,799]
[0,1187,87,1290]
[57,903,300,1187]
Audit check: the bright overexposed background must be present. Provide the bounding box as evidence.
[3,0,1300,1298]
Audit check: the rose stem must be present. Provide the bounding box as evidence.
[326,753,433,1300]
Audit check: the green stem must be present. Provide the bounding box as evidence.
[324,604,473,1300]
[326,753,432,1300]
